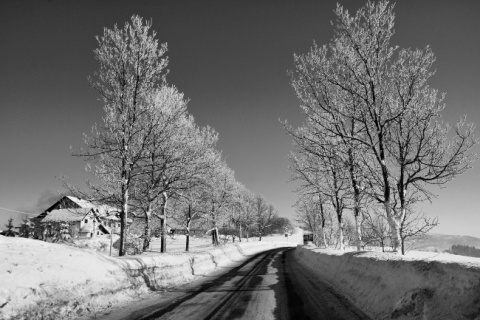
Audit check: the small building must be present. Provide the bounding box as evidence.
[303,231,314,245]
[41,208,107,239]
[33,196,124,240]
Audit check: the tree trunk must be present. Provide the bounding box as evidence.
[348,149,363,251]
[185,205,192,252]
[322,228,328,248]
[186,218,191,252]
[338,220,344,251]
[238,224,242,242]
[143,211,152,252]
[393,214,403,253]
[384,202,401,252]
[119,182,129,256]
[378,132,398,252]
[160,192,168,253]
[212,226,219,246]
[354,210,362,251]
[320,201,327,248]
[211,213,219,246]
[398,197,407,255]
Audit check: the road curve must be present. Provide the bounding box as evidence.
[99,247,370,320]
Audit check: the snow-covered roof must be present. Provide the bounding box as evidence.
[65,196,96,209]
[102,215,120,221]
[41,208,94,223]
[66,196,118,216]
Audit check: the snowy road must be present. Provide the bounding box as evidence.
[98,247,370,320]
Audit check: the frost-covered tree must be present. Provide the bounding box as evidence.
[295,194,329,247]
[397,203,438,255]
[362,207,390,252]
[259,204,277,241]
[286,115,368,250]
[71,15,168,256]
[252,195,277,241]
[3,218,16,237]
[170,187,205,251]
[289,126,351,250]
[19,216,34,238]
[130,86,218,252]
[289,0,477,252]
[265,216,294,236]
[166,144,221,252]
[229,187,257,242]
[200,158,239,246]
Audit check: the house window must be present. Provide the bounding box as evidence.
[85,219,88,223]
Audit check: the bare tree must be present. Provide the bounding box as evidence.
[399,206,438,255]
[362,207,390,252]
[229,187,253,242]
[169,147,221,251]
[252,195,268,241]
[255,197,277,241]
[289,0,477,252]
[288,126,351,250]
[235,187,257,241]
[170,189,204,252]
[70,15,168,256]
[294,194,329,247]
[200,158,239,246]
[132,87,219,252]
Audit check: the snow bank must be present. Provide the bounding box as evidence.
[0,236,292,320]
[294,246,480,320]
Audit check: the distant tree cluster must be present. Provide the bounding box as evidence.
[1,218,16,237]
[286,1,476,254]
[446,245,480,258]
[64,15,290,256]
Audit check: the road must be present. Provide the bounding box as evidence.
[99,247,370,320]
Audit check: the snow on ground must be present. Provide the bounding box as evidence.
[0,232,301,320]
[295,246,480,320]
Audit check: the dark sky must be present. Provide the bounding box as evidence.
[1,0,480,237]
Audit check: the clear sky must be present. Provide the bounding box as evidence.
[1,0,479,237]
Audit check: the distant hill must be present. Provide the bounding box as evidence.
[411,233,480,252]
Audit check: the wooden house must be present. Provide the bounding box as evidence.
[41,208,108,238]
[33,196,124,239]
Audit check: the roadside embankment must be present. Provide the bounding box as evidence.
[294,246,480,320]
[0,236,292,320]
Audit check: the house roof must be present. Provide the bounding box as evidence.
[35,196,127,225]
[98,224,111,234]
[41,208,94,223]
[102,215,120,221]
[66,196,118,216]
[65,196,96,209]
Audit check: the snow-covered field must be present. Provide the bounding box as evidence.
[0,233,302,320]
[295,246,480,320]
[9,230,479,320]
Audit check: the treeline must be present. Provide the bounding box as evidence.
[446,245,480,258]
[63,16,291,256]
[286,1,476,254]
